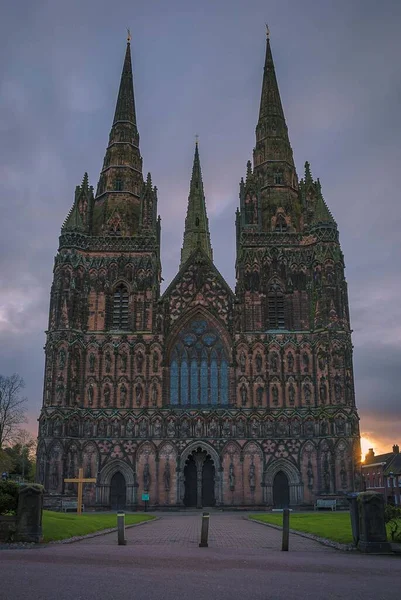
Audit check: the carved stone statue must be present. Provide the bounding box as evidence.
[240,384,247,406]
[151,384,158,406]
[255,352,262,373]
[180,419,189,437]
[136,350,144,373]
[270,352,278,372]
[84,420,92,437]
[319,379,327,403]
[89,352,96,373]
[271,384,279,405]
[236,420,245,437]
[112,420,120,437]
[287,352,294,371]
[302,352,309,372]
[305,421,314,437]
[143,463,151,491]
[104,384,111,407]
[135,383,143,406]
[229,463,236,490]
[304,383,312,404]
[120,384,127,407]
[153,351,159,372]
[240,351,246,373]
[58,348,66,370]
[251,419,259,438]
[105,351,112,373]
[154,419,162,437]
[126,420,134,436]
[120,351,128,373]
[307,460,314,489]
[163,461,171,491]
[288,383,295,404]
[209,419,217,437]
[88,384,94,406]
[321,420,328,436]
[53,419,62,437]
[222,419,231,437]
[195,418,203,437]
[167,420,175,437]
[334,374,342,402]
[139,420,147,438]
[97,420,106,437]
[249,463,256,490]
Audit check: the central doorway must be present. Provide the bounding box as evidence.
[110,471,126,509]
[183,449,215,508]
[273,470,290,508]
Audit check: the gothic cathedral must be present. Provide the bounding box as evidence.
[36,32,361,510]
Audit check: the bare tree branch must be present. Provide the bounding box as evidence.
[0,373,28,449]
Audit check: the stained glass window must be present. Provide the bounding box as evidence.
[169,319,229,406]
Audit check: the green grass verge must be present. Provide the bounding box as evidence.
[42,510,155,542]
[249,512,353,544]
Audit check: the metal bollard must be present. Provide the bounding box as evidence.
[117,512,127,546]
[281,508,290,551]
[199,511,210,547]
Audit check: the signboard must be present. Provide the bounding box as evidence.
[142,493,150,501]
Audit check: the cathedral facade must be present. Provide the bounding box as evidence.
[36,32,361,510]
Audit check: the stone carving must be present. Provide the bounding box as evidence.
[256,386,264,406]
[139,420,148,438]
[305,420,314,437]
[240,384,247,406]
[249,463,256,491]
[209,419,218,437]
[135,383,143,406]
[255,352,263,373]
[53,419,62,437]
[287,352,294,371]
[307,460,314,489]
[270,352,278,372]
[97,420,106,437]
[88,383,94,406]
[136,350,144,373]
[58,348,66,370]
[304,383,312,404]
[251,419,259,438]
[334,374,342,402]
[105,351,112,373]
[143,463,151,490]
[89,352,96,373]
[151,383,158,406]
[229,463,236,491]
[152,351,159,372]
[120,351,128,373]
[104,384,111,407]
[222,418,231,437]
[302,352,309,372]
[84,420,92,437]
[167,420,175,437]
[163,460,171,491]
[319,378,327,403]
[180,419,189,437]
[112,420,120,437]
[288,383,295,404]
[195,418,203,437]
[236,420,245,437]
[126,420,134,437]
[240,351,246,373]
[120,384,127,407]
[271,384,279,405]
[154,419,162,437]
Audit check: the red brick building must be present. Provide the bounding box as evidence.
[362,445,401,505]
[36,31,361,510]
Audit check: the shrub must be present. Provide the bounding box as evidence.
[0,481,19,515]
[384,504,401,541]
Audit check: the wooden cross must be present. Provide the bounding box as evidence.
[64,467,97,515]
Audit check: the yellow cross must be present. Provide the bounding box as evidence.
[64,467,97,515]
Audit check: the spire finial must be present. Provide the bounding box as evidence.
[265,23,270,39]
[127,28,131,43]
[195,133,199,146]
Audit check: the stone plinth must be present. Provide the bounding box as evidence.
[357,491,392,553]
[15,484,44,543]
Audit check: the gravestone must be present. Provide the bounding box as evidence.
[357,491,391,553]
[15,484,44,543]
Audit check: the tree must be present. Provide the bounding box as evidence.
[0,374,27,449]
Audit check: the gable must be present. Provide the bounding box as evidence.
[162,250,234,330]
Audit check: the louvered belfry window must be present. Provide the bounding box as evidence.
[112,284,129,329]
[267,284,285,329]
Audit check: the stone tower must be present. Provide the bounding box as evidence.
[37,31,361,510]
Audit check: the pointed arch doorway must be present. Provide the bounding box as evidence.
[110,472,126,510]
[184,449,215,508]
[273,470,290,508]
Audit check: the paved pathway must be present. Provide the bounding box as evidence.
[1,512,400,600]
[83,511,335,551]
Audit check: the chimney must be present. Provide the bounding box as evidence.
[393,444,399,454]
[365,448,375,461]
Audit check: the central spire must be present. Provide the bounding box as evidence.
[180,142,213,268]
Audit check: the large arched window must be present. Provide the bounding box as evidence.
[112,284,129,329]
[170,319,229,406]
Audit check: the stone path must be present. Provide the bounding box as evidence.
[82,511,335,551]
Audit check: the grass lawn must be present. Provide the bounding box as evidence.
[42,510,155,542]
[249,512,353,544]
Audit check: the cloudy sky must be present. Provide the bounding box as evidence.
[1,0,400,456]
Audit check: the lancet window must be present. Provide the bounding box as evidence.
[112,284,129,329]
[170,319,229,406]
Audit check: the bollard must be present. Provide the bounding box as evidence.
[281,508,290,551]
[199,512,210,547]
[117,512,127,546]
